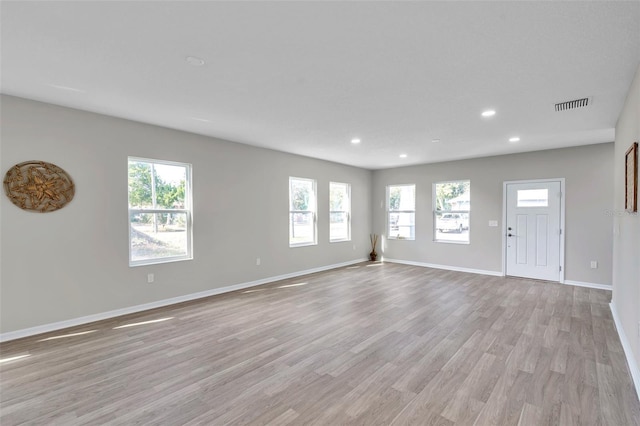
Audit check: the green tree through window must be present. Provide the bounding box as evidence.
[434,180,470,243]
[128,162,152,208]
[128,158,192,266]
[289,177,316,246]
[435,181,469,211]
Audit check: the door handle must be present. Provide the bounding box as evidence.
[508,233,515,237]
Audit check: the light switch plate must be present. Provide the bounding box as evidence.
[489,220,498,227]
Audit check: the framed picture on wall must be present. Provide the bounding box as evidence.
[626,142,638,212]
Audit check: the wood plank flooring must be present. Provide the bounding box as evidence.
[1,262,639,425]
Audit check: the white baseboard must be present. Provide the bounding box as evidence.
[564,280,612,291]
[610,302,640,402]
[382,259,613,291]
[0,258,367,343]
[382,258,503,277]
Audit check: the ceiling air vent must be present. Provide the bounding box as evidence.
[555,97,591,112]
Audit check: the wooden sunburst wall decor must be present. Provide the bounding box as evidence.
[3,161,75,213]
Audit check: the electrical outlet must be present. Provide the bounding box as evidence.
[147,273,154,283]
[353,244,356,251]
[256,257,261,266]
[590,261,598,269]
[637,321,640,338]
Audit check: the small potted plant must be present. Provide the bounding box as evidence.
[369,234,379,261]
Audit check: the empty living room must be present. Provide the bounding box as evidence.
[1,2,639,425]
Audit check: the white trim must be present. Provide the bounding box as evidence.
[502,187,506,276]
[289,242,318,248]
[610,302,640,401]
[289,176,318,247]
[502,178,566,282]
[383,259,612,291]
[433,240,470,245]
[329,181,351,242]
[0,258,367,343]
[383,258,502,277]
[563,280,612,291]
[559,179,566,283]
[128,157,193,267]
[386,184,417,241]
[432,180,471,244]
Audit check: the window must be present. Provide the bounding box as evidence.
[128,158,192,266]
[517,189,549,207]
[387,184,415,240]
[289,177,317,246]
[330,182,351,242]
[434,180,470,243]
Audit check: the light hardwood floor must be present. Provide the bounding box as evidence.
[1,263,639,425]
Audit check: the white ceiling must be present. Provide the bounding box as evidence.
[2,2,639,170]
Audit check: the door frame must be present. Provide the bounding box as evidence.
[501,178,566,283]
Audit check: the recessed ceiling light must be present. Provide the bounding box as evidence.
[49,84,85,93]
[481,109,496,117]
[190,117,211,123]
[399,154,408,158]
[185,56,206,66]
[431,139,441,143]
[351,138,361,144]
[509,137,520,142]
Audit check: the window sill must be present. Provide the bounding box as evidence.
[330,238,351,243]
[433,240,470,245]
[129,255,193,267]
[289,242,318,248]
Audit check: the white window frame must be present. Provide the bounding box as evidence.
[329,181,351,242]
[289,176,317,247]
[433,179,470,244]
[128,157,193,266]
[387,184,416,240]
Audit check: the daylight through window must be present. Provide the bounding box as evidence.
[330,182,351,242]
[434,180,470,243]
[517,189,549,207]
[388,184,416,240]
[289,177,317,246]
[128,158,192,266]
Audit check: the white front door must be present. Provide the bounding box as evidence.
[505,180,562,281]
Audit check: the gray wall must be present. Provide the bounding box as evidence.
[0,95,372,333]
[372,143,614,285]
[612,64,640,373]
